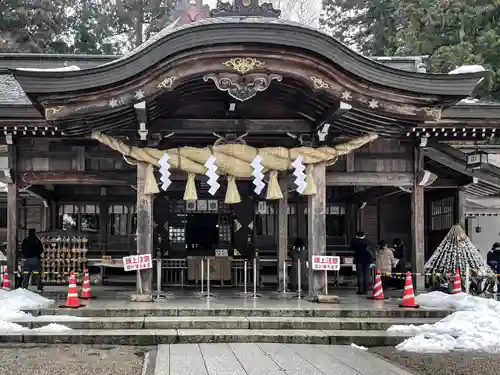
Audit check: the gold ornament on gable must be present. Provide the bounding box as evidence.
[310,76,330,89]
[157,76,178,90]
[223,57,264,74]
[424,107,442,122]
[45,105,65,118]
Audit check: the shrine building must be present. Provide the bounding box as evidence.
[1,0,500,296]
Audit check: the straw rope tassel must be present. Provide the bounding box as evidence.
[90,131,378,201]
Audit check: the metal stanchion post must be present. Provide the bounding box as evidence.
[200,258,205,296]
[251,257,262,299]
[202,257,215,299]
[465,264,470,295]
[240,260,251,298]
[283,260,287,292]
[325,269,328,296]
[155,251,167,299]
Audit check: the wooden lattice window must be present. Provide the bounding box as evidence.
[59,204,100,233]
[305,204,346,237]
[108,204,137,235]
[255,201,276,238]
[431,197,454,231]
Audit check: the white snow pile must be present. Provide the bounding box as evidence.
[388,291,500,353]
[16,65,81,72]
[0,288,85,333]
[448,65,486,74]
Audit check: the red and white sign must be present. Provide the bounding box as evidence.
[312,256,340,271]
[123,254,153,272]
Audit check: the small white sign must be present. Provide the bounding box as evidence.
[215,249,229,257]
[342,257,354,265]
[123,254,153,272]
[312,256,340,271]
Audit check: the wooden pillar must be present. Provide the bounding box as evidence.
[297,199,306,239]
[277,175,288,291]
[456,187,466,228]
[133,162,154,301]
[411,147,425,291]
[7,145,17,287]
[307,162,327,296]
[99,187,109,256]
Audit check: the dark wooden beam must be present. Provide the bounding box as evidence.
[334,186,402,203]
[19,170,416,187]
[315,102,352,144]
[23,185,57,202]
[19,171,135,185]
[325,172,414,186]
[148,119,311,134]
[355,152,411,160]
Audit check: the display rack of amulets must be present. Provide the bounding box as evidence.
[40,236,88,284]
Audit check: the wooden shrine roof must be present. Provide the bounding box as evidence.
[0,17,494,140]
[10,17,483,95]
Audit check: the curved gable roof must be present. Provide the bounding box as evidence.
[12,17,484,97]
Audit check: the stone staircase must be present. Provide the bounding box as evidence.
[5,306,450,346]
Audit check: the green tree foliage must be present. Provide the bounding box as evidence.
[0,0,176,54]
[0,0,73,53]
[320,0,500,99]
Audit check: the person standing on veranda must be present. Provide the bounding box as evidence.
[21,228,44,291]
[350,231,373,295]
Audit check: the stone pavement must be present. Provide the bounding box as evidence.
[153,343,414,375]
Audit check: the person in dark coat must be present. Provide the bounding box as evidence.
[392,238,407,272]
[487,242,500,275]
[21,228,44,291]
[350,231,373,295]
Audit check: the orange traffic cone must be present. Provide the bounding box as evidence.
[80,269,94,299]
[2,267,11,290]
[399,271,419,308]
[59,272,85,309]
[451,268,462,294]
[368,269,386,300]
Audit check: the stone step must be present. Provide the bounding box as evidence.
[25,307,452,319]
[0,329,411,347]
[11,316,440,330]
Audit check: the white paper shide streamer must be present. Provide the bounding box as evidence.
[158,153,171,191]
[251,155,265,194]
[292,155,307,194]
[204,155,220,195]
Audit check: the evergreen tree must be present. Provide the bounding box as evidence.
[320,0,500,100]
[0,0,73,53]
[1,0,177,54]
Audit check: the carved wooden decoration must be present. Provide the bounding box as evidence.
[203,73,282,102]
[211,0,281,18]
[308,76,442,120]
[39,49,447,122]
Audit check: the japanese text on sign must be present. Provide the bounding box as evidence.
[123,254,153,272]
[312,256,340,271]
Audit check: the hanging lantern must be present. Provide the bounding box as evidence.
[466,150,488,170]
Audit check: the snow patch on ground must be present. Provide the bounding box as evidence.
[32,323,73,332]
[0,288,74,333]
[350,343,368,351]
[389,291,500,353]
